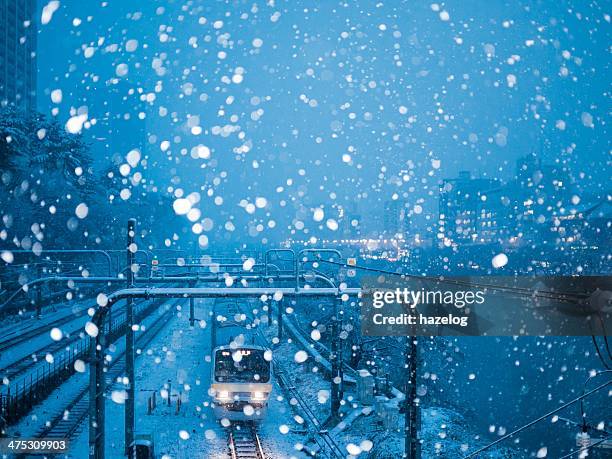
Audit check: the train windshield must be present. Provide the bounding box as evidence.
[214,348,270,383]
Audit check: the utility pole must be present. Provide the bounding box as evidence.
[405,336,420,459]
[88,330,106,459]
[189,280,196,326]
[35,263,43,319]
[276,298,283,341]
[125,218,136,455]
[330,295,344,418]
[210,301,216,349]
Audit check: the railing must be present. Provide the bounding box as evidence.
[0,337,92,426]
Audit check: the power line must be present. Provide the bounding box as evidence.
[594,312,612,361]
[591,336,611,370]
[463,379,612,458]
[580,370,612,431]
[555,416,610,436]
[558,435,611,459]
[317,259,589,303]
[605,335,612,361]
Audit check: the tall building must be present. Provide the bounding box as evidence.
[438,171,507,244]
[501,153,575,247]
[341,203,362,239]
[438,157,578,247]
[383,200,408,236]
[0,0,37,111]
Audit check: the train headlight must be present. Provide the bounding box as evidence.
[217,390,231,401]
[252,391,265,401]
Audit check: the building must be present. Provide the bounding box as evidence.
[341,203,362,239]
[0,0,37,111]
[383,199,408,237]
[508,153,575,244]
[438,156,579,247]
[438,171,507,245]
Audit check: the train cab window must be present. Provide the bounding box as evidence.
[214,348,270,383]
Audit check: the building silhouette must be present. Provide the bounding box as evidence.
[0,0,37,111]
[438,156,582,247]
[509,153,574,239]
[341,203,361,239]
[438,171,504,244]
[383,200,408,237]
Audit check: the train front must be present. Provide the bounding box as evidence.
[210,346,273,421]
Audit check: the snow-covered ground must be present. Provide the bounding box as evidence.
[0,310,86,372]
[6,300,172,440]
[4,295,516,459]
[259,299,518,459]
[0,295,91,360]
[1,297,138,398]
[68,298,304,459]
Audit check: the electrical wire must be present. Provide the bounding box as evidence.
[329,256,612,453]
[557,435,611,459]
[591,311,612,362]
[591,335,611,370]
[463,379,612,458]
[556,416,610,436]
[596,313,612,361]
[327,257,612,364]
[579,370,612,432]
[317,258,589,304]
[605,335,612,361]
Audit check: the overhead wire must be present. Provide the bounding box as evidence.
[591,335,611,369]
[324,257,612,367]
[557,435,611,459]
[320,257,612,455]
[579,370,612,432]
[316,258,590,303]
[462,373,611,457]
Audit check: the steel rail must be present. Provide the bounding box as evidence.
[0,277,123,312]
[229,297,344,459]
[251,321,345,458]
[0,304,90,353]
[228,424,266,459]
[88,286,359,459]
[37,301,176,442]
[228,431,238,459]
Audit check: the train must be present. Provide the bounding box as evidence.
[210,344,273,421]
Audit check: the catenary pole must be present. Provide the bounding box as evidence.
[405,336,420,458]
[124,219,136,455]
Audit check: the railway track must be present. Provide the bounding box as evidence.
[0,307,121,380]
[228,423,266,459]
[33,300,177,441]
[272,361,345,458]
[227,299,345,459]
[0,297,161,383]
[0,304,90,353]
